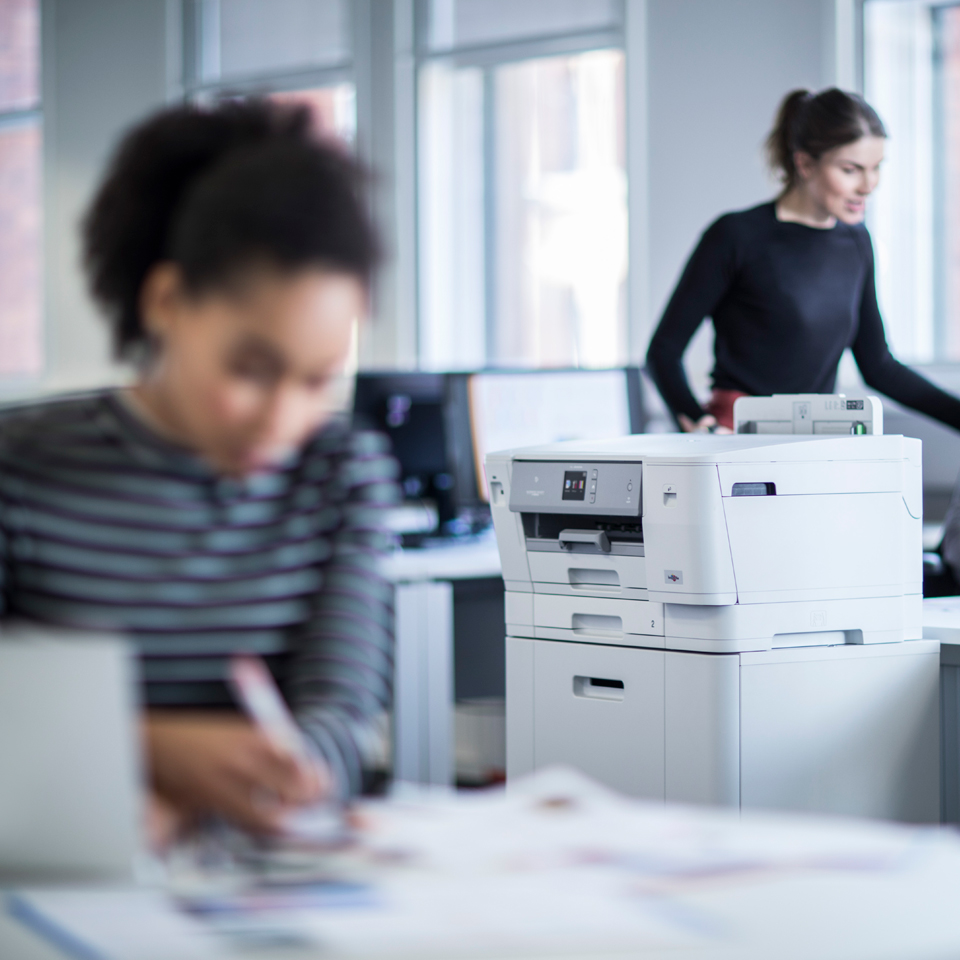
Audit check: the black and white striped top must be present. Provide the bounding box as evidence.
[0,391,400,795]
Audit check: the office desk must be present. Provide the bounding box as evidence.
[6,767,960,960]
[381,535,502,786]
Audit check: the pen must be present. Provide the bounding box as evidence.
[229,654,347,842]
[228,653,313,762]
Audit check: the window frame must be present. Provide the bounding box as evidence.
[0,0,44,385]
[180,0,355,102]
[413,0,627,368]
[862,0,960,372]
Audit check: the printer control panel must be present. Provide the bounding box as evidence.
[508,460,642,516]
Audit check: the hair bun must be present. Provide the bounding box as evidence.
[765,87,885,190]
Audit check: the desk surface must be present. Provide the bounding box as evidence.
[380,533,502,583]
[6,769,960,960]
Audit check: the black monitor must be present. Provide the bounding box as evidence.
[352,372,460,529]
[353,367,645,540]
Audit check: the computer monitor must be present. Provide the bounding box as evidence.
[353,368,644,535]
[352,372,459,527]
[464,368,644,503]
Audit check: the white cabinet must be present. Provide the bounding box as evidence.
[509,637,664,799]
[508,635,941,822]
[739,642,940,821]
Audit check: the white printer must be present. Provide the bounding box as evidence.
[487,422,940,822]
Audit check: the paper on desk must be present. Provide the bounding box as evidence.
[9,768,951,960]
[360,767,928,885]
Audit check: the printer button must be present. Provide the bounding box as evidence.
[627,482,633,492]
[590,482,597,493]
[591,469,598,479]
[589,494,596,503]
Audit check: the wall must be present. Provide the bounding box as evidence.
[34,0,175,399]
[26,0,852,398]
[634,0,832,402]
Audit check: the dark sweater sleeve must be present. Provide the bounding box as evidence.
[645,217,739,423]
[851,236,960,431]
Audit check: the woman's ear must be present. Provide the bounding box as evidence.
[139,262,186,341]
[793,150,817,183]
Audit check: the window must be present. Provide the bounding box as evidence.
[417,0,627,370]
[864,0,960,363]
[183,0,356,144]
[0,0,42,378]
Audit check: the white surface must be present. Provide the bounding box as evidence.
[505,636,535,780]
[0,630,142,880]
[732,394,883,435]
[7,768,960,960]
[489,433,923,641]
[664,651,740,806]
[494,433,932,819]
[379,535,502,583]
[454,698,505,783]
[531,641,665,798]
[923,595,960,642]
[386,537,503,788]
[468,370,633,500]
[393,581,454,786]
[508,637,941,821]
[739,640,941,821]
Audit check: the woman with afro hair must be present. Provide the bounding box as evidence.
[0,99,399,837]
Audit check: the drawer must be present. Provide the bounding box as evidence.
[528,551,647,593]
[533,593,664,644]
[532,639,665,799]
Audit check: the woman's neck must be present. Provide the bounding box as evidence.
[775,187,836,229]
[125,375,197,451]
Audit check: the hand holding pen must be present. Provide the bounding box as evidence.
[229,654,340,839]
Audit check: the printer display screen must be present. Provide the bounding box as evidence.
[562,470,587,501]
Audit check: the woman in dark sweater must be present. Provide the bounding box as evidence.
[646,87,960,433]
[0,101,399,836]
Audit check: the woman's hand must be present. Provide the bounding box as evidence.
[144,791,186,852]
[678,413,733,435]
[144,711,327,834]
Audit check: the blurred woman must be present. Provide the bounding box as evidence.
[0,100,398,834]
[646,87,960,433]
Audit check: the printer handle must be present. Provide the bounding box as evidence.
[559,529,611,554]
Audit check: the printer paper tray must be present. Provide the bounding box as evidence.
[530,594,664,645]
[527,551,647,591]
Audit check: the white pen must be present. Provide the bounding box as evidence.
[228,653,312,761]
[228,653,348,844]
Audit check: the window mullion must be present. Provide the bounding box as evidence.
[482,66,497,365]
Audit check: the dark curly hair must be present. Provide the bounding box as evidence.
[766,87,886,192]
[83,99,379,360]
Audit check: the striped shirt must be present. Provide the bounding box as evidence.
[0,391,400,795]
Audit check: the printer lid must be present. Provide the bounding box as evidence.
[490,433,912,465]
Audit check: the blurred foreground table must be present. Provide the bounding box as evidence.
[5,768,960,960]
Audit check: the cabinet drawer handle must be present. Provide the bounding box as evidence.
[572,613,622,636]
[573,676,625,701]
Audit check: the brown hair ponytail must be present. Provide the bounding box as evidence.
[765,87,886,191]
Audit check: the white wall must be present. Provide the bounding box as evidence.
[33,0,176,400]
[632,0,833,402]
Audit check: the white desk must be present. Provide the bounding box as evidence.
[6,767,960,960]
[381,534,502,786]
